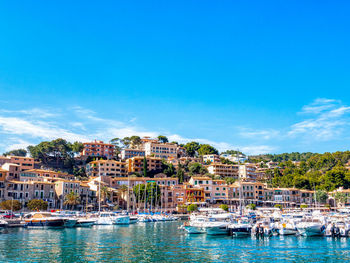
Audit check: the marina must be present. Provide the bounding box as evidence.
[1,220,350,262]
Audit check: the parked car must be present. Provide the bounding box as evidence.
[0,210,18,219]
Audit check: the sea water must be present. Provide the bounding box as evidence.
[0,221,349,262]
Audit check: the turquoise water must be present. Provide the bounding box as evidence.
[0,222,350,262]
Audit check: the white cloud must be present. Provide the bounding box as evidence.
[0,116,89,142]
[0,108,59,118]
[238,129,280,140]
[300,98,339,114]
[289,98,350,141]
[0,106,278,155]
[5,139,32,152]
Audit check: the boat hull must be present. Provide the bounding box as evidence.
[114,216,130,225]
[25,219,65,228]
[184,226,205,234]
[205,226,229,235]
[230,227,252,237]
[279,228,298,236]
[298,226,324,236]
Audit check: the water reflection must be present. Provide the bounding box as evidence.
[0,222,350,262]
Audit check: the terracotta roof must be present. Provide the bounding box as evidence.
[191,176,212,180]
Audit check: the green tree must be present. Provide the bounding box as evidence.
[225,177,236,185]
[110,138,123,158]
[71,141,84,154]
[99,186,111,204]
[73,167,86,178]
[274,204,282,210]
[157,135,169,143]
[162,161,175,177]
[64,191,81,209]
[133,184,146,203]
[187,204,198,213]
[146,182,161,206]
[334,192,347,206]
[27,199,48,211]
[189,162,208,175]
[143,157,148,177]
[315,190,328,204]
[0,200,22,211]
[3,149,27,157]
[184,142,200,157]
[197,144,219,156]
[176,168,185,184]
[219,204,229,211]
[27,138,83,171]
[246,203,256,210]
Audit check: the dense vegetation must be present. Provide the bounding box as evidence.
[265,151,350,191]
[249,152,317,163]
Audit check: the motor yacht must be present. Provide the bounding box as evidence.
[24,212,66,228]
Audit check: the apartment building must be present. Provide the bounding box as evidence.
[86,160,127,177]
[167,157,202,168]
[239,164,261,181]
[207,163,239,178]
[121,149,145,160]
[109,176,178,189]
[20,169,75,181]
[202,154,221,164]
[0,169,7,199]
[220,153,247,163]
[0,156,35,171]
[189,176,213,202]
[143,141,179,159]
[81,140,115,159]
[54,179,95,209]
[2,163,20,179]
[273,188,301,206]
[172,184,186,206]
[4,180,56,207]
[126,156,162,174]
[300,190,314,205]
[184,183,205,204]
[211,180,228,202]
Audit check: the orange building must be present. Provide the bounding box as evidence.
[20,169,75,181]
[184,184,205,204]
[126,156,162,174]
[81,140,115,159]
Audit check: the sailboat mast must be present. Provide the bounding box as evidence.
[98,163,101,214]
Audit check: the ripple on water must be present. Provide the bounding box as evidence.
[0,223,350,262]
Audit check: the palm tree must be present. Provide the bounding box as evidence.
[118,185,128,209]
[100,186,111,205]
[64,191,80,210]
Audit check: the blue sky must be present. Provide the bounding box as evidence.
[0,1,349,155]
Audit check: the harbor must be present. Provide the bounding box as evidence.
[0,219,350,262]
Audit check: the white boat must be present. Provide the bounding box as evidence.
[228,218,252,237]
[277,220,298,236]
[325,221,350,237]
[202,213,232,235]
[297,218,325,237]
[24,212,66,228]
[183,215,207,234]
[76,218,96,227]
[115,214,130,225]
[129,216,138,224]
[96,212,118,225]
